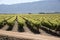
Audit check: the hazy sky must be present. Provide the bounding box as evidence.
[0,0,44,5]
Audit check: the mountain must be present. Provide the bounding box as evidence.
[0,0,60,13]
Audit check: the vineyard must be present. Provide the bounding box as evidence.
[0,14,60,39]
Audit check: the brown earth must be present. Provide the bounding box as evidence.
[0,30,60,40]
[0,20,60,40]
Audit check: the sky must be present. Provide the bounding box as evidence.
[0,0,44,5]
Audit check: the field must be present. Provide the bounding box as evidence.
[0,14,60,40]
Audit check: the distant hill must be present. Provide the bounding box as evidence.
[0,0,60,13]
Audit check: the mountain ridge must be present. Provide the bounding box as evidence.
[0,0,60,13]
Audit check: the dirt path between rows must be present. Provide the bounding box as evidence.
[0,30,60,40]
[0,20,60,40]
[12,21,18,32]
[0,20,60,37]
[1,24,9,30]
[39,28,51,36]
[23,23,33,34]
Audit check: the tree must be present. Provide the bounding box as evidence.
[28,13,32,14]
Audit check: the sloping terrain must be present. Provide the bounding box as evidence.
[0,0,60,13]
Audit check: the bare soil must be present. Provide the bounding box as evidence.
[0,20,60,40]
[0,30,60,40]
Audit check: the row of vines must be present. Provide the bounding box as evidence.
[0,14,60,34]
